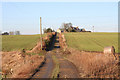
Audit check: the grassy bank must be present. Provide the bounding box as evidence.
[2,34,46,51]
[64,32,119,53]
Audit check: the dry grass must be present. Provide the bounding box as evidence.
[2,51,44,78]
[1,32,55,78]
[66,48,119,78]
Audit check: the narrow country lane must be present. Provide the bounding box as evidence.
[30,33,57,79]
[31,53,54,78]
[54,33,80,78]
[30,33,79,79]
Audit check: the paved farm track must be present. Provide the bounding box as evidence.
[55,49,80,78]
[31,53,54,78]
[54,33,80,78]
[30,34,57,79]
[30,33,79,79]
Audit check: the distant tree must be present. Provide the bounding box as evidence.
[64,23,72,30]
[68,23,72,27]
[2,32,9,35]
[43,28,47,33]
[43,28,54,33]
[60,22,73,32]
[15,31,20,35]
[68,27,73,32]
[47,28,53,32]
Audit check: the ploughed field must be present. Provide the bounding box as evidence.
[2,34,46,51]
[64,32,119,53]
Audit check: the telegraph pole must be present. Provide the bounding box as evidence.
[40,17,42,50]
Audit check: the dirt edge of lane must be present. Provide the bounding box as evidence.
[29,57,46,79]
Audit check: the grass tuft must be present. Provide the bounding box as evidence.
[51,55,59,78]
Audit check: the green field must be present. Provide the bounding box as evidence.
[2,34,46,52]
[64,32,119,53]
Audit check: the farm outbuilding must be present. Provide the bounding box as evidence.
[57,29,61,33]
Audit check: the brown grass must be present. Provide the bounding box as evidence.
[1,32,55,78]
[59,33,67,50]
[2,51,44,78]
[66,48,119,78]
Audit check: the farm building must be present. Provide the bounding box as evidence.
[61,22,91,32]
[57,29,61,33]
[70,26,91,32]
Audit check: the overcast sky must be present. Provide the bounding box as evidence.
[1,1,118,34]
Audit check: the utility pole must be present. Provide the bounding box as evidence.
[40,17,42,50]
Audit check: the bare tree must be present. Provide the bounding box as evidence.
[61,22,72,31]
[43,28,47,33]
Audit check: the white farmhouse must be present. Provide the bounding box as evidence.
[57,29,61,33]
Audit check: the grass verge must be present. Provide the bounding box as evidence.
[51,55,59,79]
